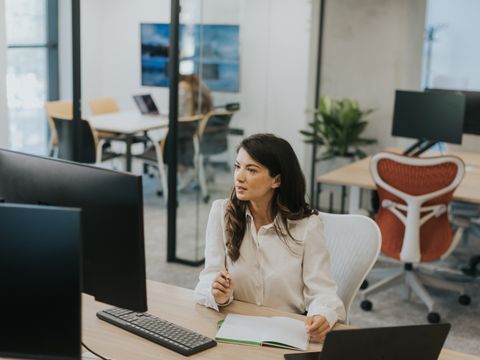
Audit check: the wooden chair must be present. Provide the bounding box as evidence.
[136,115,203,204]
[52,116,119,164]
[45,100,73,156]
[197,110,234,203]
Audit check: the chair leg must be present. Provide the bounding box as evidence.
[361,270,404,299]
[417,272,465,294]
[405,272,435,312]
[198,154,209,202]
[153,143,168,205]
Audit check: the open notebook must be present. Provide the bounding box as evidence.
[215,314,309,351]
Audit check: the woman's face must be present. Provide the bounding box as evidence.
[234,148,280,203]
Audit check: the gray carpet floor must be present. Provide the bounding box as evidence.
[140,172,480,356]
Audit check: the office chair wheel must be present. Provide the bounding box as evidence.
[458,294,471,306]
[360,300,372,311]
[427,312,441,324]
[360,280,369,290]
[203,195,210,204]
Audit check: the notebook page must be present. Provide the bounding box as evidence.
[216,314,270,344]
[261,316,309,350]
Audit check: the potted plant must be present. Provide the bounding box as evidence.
[301,95,377,166]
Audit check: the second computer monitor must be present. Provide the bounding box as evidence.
[0,203,81,360]
[0,149,147,312]
[426,88,480,136]
[392,90,466,144]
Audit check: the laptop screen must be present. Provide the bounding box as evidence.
[133,94,159,114]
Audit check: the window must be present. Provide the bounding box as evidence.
[5,0,58,154]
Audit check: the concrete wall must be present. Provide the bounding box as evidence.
[320,0,427,154]
[0,0,9,148]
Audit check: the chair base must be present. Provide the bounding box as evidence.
[360,265,470,323]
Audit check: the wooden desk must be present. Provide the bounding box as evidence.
[82,281,479,360]
[89,111,168,171]
[317,150,480,214]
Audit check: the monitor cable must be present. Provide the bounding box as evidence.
[82,342,111,360]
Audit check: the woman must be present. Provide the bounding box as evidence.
[178,74,213,117]
[194,133,345,343]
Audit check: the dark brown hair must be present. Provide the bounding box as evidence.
[225,133,318,261]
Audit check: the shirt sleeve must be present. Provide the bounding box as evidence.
[303,215,346,328]
[193,199,228,311]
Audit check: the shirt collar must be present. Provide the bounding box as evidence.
[245,206,276,230]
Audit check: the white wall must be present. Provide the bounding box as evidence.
[0,0,9,148]
[320,0,427,153]
[58,0,316,170]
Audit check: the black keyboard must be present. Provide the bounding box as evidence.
[97,308,217,356]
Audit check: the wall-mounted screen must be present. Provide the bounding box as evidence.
[141,23,240,92]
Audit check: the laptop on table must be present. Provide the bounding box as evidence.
[284,323,450,360]
[133,94,160,115]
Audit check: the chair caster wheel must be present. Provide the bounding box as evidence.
[360,300,372,311]
[427,312,441,324]
[360,280,369,290]
[203,195,210,203]
[458,294,471,306]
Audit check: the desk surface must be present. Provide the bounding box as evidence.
[82,281,479,360]
[89,110,169,135]
[317,150,480,204]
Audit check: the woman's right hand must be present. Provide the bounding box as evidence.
[211,270,234,305]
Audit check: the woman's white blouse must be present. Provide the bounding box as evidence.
[194,199,346,328]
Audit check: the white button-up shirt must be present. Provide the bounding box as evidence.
[194,199,346,328]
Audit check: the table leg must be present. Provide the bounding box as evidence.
[348,186,361,214]
[126,135,132,172]
[315,183,322,209]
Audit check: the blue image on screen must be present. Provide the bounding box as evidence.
[141,23,240,92]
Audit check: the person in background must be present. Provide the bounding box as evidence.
[194,133,346,343]
[178,73,213,117]
[176,74,214,188]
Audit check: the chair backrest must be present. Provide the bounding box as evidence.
[198,111,233,155]
[370,152,465,263]
[89,97,119,115]
[45,100,73,145]
[52,117,98,164]
[319,212,381,323]
[162,117,201,166]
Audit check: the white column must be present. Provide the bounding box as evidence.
[0,0,9,148]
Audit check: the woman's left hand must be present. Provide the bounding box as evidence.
[305,315,330,343]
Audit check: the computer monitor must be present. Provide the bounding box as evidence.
[0,149,147,312]
[133,94,160,115]
[392,90,466,145]
[426,88,480,135]
[0,203,81,360]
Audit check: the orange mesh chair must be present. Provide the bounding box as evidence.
[360,152,470,324]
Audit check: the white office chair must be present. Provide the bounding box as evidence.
[320,212,382,324]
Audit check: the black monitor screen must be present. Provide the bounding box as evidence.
[0,149,147,312]
[0,203,81,360]
[391,90,466,144]
[426,88,480,136]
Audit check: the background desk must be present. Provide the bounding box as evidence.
[82,281,479,360]
[89,111,168,171]
[317,150,480,214]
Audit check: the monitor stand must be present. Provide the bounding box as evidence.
[403,139,439,157]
